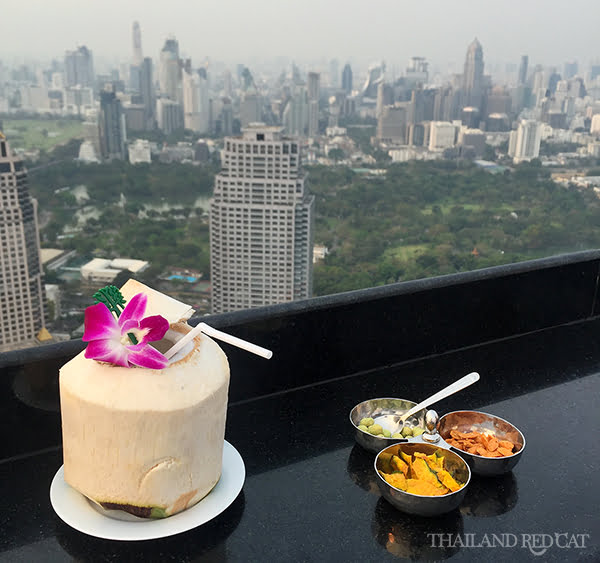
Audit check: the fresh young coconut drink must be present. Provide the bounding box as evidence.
[59,280,269,518]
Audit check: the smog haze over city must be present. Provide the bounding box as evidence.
[3,0,599,69]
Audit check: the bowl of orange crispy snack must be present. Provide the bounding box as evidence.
[437,411,526,475]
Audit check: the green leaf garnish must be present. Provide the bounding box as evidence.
[93,285,127,316]
[93,285,138,344]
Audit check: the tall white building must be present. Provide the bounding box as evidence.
[428,121,457,151]
[508,120,542,163]
[159,38,181,103]
[210,124,314,313]
[183,70,209,133]
[0,133,46,352]
[590,114,600,135]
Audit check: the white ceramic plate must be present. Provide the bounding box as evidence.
[50,441,245,541]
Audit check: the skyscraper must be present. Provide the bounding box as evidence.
[513,55,531,112]
[376,82,394,119]
[221,97,233,135]
[463,38,484,108]
[64,46,95,88]
[0,133,46,352]
[329,59,339,89]
[307,72,320,137]
[518,55,529,85]
[159,37,181,102]
[129,21,144,93]
[132,21,143,66]
[139,57,156,129]
[98,90,126,160]
[361,62,385,99]
[283,84,308,137]
[342,63,353,95]
[210,124,314,313]
[183,69,209,133]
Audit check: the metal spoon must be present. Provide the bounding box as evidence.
[378,372,480,435]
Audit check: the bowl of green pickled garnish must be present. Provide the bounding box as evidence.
[349,398,428,453]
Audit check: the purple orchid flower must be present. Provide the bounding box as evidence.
[83,293,170,369]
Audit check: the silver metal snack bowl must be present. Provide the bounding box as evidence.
[437,410,526,476]
[374,411,471,517]
[349,398,427,454]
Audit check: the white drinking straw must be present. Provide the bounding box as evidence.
[163,322,273,360]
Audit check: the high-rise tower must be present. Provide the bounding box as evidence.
[342,63,353,95]
[463,38,484,108]
[283,85,308,137]
[139,57,156,129]
[329,59,339,89]
[518,55,529,85]
[0,133,46,352]
[132,21,143,65]
[361,62,385,99]
[210,124,314,313]
[159,37,182,102]
[307,72,320,137]
[183,68,210,133]
[98,90,126,160]
[64,46,95,88]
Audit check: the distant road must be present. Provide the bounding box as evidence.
[27,159,70,173]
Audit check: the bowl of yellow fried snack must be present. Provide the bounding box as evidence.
[375,442,471,516]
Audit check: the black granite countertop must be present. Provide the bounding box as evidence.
[1,317,599,562]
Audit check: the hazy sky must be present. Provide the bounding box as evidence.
[3,0,599,72]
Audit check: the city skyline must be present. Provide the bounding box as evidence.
[3,1,600,70]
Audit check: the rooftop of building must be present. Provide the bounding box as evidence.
[80,257,149,273]
[40,248,66,265]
